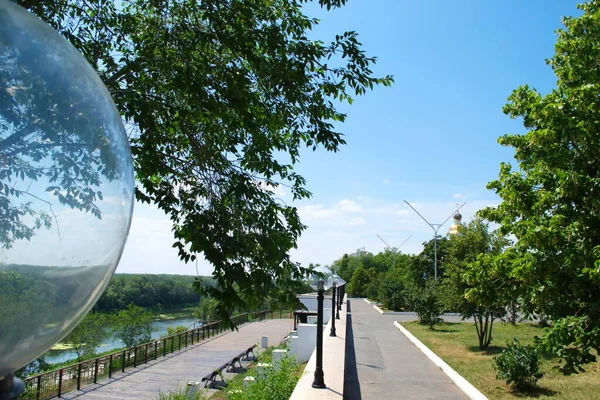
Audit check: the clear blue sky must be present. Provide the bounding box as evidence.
[116,0,581,275]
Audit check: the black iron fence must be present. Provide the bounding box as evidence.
[18,310,282,399]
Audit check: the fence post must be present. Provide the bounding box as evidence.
[57,369,63,397]
[191,329,194,345]
[121,351,126,373]
[77,363,82,390]
[171,336,174,353]
[178,334,182,351]
[109,354,113,378]
[154,341,158,360]
[36,375,41,400]
[133,347,138,368]
[185,332,188,348]
[202,326,205,341]
[145,344,149,364]
[163,338,167,357]
[94,358,99,384]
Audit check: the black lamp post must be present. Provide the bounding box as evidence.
[0,376,23,400]
[332,275,345,319]
[330,283,337,337]
[308,266,332,389]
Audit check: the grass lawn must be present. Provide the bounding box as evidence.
[400,321,600,400]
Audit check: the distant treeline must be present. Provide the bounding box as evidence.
[93,274,214,312]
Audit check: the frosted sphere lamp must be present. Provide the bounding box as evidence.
[0,0,134,389]
[308,266,333,292]
[332,274,345,286]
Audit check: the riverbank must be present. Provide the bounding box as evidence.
[152,305,197,321]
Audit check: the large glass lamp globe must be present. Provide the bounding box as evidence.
[332,274,346,287]
[308,266,333,291]
[0,1,134,378]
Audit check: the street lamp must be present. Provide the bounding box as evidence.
[332,275,346,319]
[404,201,466,279]
[307,266,333,389]
[376,234,413,269]
[330,280,337,337]
[0,3,134,398]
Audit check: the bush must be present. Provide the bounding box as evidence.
[227,354,304,400]
[493,338,544,389]
[407,280,443,329]
[378,272,408,311]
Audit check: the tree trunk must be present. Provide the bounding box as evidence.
[475,313,494,350]
[510,302,517,326]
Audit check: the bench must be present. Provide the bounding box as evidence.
[202,362,229,388]
[226,345,257,372]
[201,345,258,388]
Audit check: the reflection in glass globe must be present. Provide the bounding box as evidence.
[0,2,134,377]
[332,274,346,286]
[308,266,333,291]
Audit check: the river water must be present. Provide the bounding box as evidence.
[45,318,200,364]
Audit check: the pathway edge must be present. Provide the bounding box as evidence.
[393,321,488,400]
[373,304,384,314]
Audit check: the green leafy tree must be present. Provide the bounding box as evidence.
[407,278,443,329]
[193,297,219,323]
[378,270,408,311]
[406,236,450,288]
[445,218,512,349]
[16,0,392,325]
[64,312,109,362]
[347,267,375,298]
[113,304,153,348]
[164,325,188,337]
[481,0,600,372]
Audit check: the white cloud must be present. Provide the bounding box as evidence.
[298,204,338,221]
[454,193,465,200]
[272,185,286,197]
[106,194,503,277]
[338,199,363,212]
[291,197,501,268]
[382,179,389,184]
[348,217,367,226]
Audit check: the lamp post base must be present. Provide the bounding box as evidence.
[0,375,24,400]
[312,368,326,389]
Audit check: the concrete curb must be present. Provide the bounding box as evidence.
[363,298,372,304]
[373,305,384,314]
[393,321,488,400]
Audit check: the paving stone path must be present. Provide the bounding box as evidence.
[345,299,467,400]
[62,319,292,400]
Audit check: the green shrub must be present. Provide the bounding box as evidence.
[156,388,207,400]
[227,354,304,400]
[493,338,544,389]
[407,280,443,329]
[164,325,188,337]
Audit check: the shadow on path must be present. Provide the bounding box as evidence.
[343,300,362,400]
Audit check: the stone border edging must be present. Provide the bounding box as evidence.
[363,298,372,304]
[373,304,384,314]
[393,321,488,400]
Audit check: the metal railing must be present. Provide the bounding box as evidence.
[19,310,274,400]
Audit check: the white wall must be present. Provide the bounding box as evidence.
[297,294,333,311]
[287,310,332,362]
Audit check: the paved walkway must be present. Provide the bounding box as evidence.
[345,299,466,400]
[62,319,292,400]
